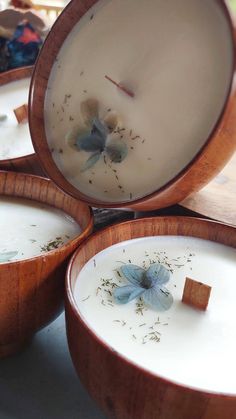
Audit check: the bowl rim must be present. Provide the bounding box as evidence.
[29,0,236,208]
[0,170,94,266]
[66,215,236,399]
[0,66,33,86]
[0,66,36,164]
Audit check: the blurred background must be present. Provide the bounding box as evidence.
[0,0,70,72]
[230,0,236,11]
[0,0,235,73]
[0,0,70,20]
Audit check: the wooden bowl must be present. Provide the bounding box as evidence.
[0,67,44,176]
[29,0,236,210]
[66,216,236,419]
[0,170,93,358]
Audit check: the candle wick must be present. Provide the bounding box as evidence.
[105,75,134,98]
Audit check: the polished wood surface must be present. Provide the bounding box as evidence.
[0,67,44,176]
[66,216,236,419]
[0,66,33,86]
[13,103,28,124]
[29,0,236,210]
[180,152,236,226]
[0,170,93,358]
[182,277,212,310]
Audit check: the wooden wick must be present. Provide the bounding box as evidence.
[105,75,134,98]
[14,104,28,124]
[182,277,212,310]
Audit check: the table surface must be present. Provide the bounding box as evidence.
[0,313,106,419]
[180,152,236,226]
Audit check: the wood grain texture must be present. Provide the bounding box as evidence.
[0,66,33,86]
[0,67,44,176]
[182,277,212,310]
[29,0,236,210]
[66,216,236,419]
[0,170,93,358]
[13,103,28,124]
[180,152,236,226]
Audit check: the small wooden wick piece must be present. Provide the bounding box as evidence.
[182,277,212,310]
[105,75,134,98]
[14,104,28,124]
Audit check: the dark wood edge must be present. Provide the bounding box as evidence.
[0,66,33,86]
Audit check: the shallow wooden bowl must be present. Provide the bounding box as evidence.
[0,170,93,358]
[66,216,236,419]
[29,0,236,210]
[0,67,44,176]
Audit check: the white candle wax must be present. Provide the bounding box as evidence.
[0,196,81,262]
[0,78,34,160]
[74,236,236,395]
[45,0,233,203]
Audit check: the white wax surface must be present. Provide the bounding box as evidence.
[0,78,34,159]
[0,196,81,262]
[74,236,236,395]
[45,0,233,203]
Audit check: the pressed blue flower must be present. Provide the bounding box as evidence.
[66,98,128,171]
[0,251,18,263]
[114,263,173,311]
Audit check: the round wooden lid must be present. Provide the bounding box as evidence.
[29,0,236,210]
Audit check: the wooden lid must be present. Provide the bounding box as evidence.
[29,0,236,210]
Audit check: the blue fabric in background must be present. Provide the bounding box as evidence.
[0,21,42,71]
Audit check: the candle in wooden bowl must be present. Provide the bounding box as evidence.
[0,170,93,358]
[0,67,44,175]
[29,0,236,210]
[66,217,236,419]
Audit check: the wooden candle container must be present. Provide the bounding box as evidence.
[29,0,236,211]
[0,170,93,358]
[66,216,236,419]
[0,67,44,176]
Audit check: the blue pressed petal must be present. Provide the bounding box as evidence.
[80,99,99,127]
[142,285,173,311]
[65,126,86,150]
[91,117,109,139]
[0,251,18,263]
[120,264,145,286]
[80,152,101,172]
[76,133,105,152]
[146,263,170,286]
[113,285,145,304]
[105,139,128,163]
[104,112,119,132]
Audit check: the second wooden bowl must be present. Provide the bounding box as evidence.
[0,170,93,358]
